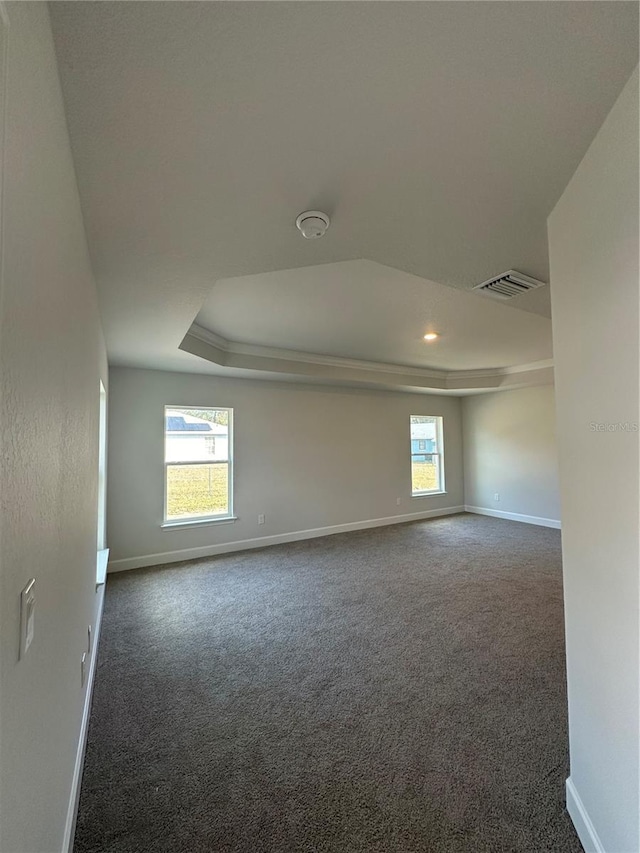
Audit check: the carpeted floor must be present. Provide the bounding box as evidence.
[74,513,582,853]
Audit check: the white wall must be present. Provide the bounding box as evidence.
[462,385,560,525]
[107,368,464,569]
[548,67,639,853]
[0,4,107,852]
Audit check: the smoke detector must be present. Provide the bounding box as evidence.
[473,270,547,300]
[296,210,330,239]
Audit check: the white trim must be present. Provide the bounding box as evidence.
[161,516,237,530]
[188,324,230,351]
[410,414,445,494]
[566,777,605,853]
[97,381,107,552]
[62,583,106,853]
[452,359,554,380]
[464,505,561,529]
[163,405,234,524]
[185,323,553,388]
[108,505,465,573]
[188,323,444,379]
[96,548,109,587]
[502,358,554,376]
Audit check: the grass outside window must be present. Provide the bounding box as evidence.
[166,464,229,520]
[411,460,439,493]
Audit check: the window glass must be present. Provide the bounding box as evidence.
[164,407,232,521]
[410,416,444,494]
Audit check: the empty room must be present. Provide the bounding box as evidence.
[0,2,638,853]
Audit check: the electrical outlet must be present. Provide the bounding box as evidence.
[258,514,265,525]
[396,497,401,506]
[81,652,87,688]
[494,493,500,502]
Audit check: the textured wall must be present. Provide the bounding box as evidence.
[548,67,639,852]
[107,368,464,567]
[0,4,107,851]
[462,386,560,523]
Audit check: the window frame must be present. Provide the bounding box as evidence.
[97,381,107,552]
[410,415,445,496]
[162,405,235,527]
[96,380,109,586]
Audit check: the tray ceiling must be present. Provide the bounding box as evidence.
[49,1,639,392]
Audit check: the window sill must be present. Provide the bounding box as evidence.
[96,548,109,588]
[411,491,447,498]
[161,516,238,530]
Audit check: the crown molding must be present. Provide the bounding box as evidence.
[187,323,444,379]
[188,324,230,351]
[182,323,554,395]
[451,359,554,380]
[504,358,554,375]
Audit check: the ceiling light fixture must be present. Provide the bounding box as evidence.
[423,332,439,341]
[295,210,330,239]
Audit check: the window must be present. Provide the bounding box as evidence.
[410,415,444,495]
[164,406,233,523]
[97,381,109,584]
[97,381,107,550]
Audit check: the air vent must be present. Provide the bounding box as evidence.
[473,270,547,300]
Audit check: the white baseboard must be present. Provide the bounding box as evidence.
[566,777,605,853]
[62,584,106,853]
[108,505,466,573]
[464,505,561,529]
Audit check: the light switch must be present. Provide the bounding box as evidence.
[19,579,36,660]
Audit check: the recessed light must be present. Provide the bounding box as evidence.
[423,332,439,341]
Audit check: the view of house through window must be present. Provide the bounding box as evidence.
[164,406,233,522]
[410,416,444,495]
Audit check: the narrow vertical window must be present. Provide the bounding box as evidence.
[97,382,107,550]
[410,415,444,495]
[96,381,109,584]
[164,407,233,523]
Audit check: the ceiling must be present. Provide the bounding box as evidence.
[195,260,552,370]
[50,1,639,393]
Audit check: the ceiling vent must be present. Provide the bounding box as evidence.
[473,270,547,300]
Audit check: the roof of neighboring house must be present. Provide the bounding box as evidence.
[165,410,227,434]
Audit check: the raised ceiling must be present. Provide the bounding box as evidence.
[50,1,639,392]
[195,260,553,370]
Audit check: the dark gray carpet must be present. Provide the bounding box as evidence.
[74,513,582,853]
